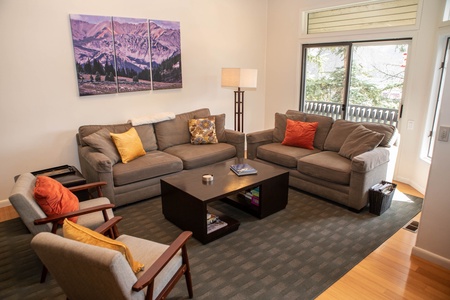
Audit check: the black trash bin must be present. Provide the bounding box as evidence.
[369,181,397,215]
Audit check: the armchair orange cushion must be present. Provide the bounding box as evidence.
[282,119,318,150]
[33,176,79,223]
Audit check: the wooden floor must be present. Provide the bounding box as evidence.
[1,182,449,299]
[317,181,450,300]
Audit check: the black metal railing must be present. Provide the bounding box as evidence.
[304,101,398,127]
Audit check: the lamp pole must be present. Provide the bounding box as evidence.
[234,87,244,132]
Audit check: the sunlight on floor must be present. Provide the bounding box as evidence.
[392,189,416,203]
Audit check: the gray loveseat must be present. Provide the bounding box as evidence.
[77,108,245,207]
[246,110,399,211]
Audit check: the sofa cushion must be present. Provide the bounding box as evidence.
[324,120,360,152]
[324,119,397,151]
[195,113,227,142]
[112,151,183,186]
[362,123,397,147]
[257,143,320,168]
[82,128,121,165]
[282,120,318,150]
[79,124,132,147]
[304,113,334,150]
[285,110,334,150]
[164,143,236,169]
[273,112,306,143]
[154,108,210,151]
[133,124,158,152]
[189,117,218,144]
[110,128,146,164]
[338,125,385,159]
[297,151,351,185]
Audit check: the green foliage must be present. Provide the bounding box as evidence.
[304,45,404,110]
[152,54,182,83]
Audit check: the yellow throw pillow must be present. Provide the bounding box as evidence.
[110,127,146,163]
[189,117,218,144]
[63,219,144,273]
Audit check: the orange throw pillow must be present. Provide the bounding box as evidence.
[281,119,318,150]
[33,176,80,223]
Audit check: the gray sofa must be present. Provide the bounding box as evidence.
[77,108,245,207]
[246,110,399,211]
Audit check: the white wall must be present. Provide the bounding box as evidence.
[0,0,268,200]
[264,0,444,195]
[413,29,450,268]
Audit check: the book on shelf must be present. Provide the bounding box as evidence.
[230,163,257,176]
[207,213,219,225]
[207,219,228,234]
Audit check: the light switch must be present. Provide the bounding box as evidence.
[438,126,450,142]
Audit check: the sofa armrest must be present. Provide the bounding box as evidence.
[78,145,117,204]
[351,147,390,173]
[79,146,113,173]
[246,129,274,159]
[224,129,245,158]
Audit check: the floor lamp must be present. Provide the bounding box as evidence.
[221,68,258,132]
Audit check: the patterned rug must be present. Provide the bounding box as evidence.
[0,188,422,300]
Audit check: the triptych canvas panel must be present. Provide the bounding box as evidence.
[69,14,182,96]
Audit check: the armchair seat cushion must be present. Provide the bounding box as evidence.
[117,234,183,299]
[257,143,320,168]
[113,151,183,186]
[164,143,236,170]
[297,151,351,185]
[77,197,115,229]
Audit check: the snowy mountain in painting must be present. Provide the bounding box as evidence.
[70,19,116,68]
[149,21,181,66]
[113,20,150,73]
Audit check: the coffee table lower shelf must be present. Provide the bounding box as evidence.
[204,207,240,243]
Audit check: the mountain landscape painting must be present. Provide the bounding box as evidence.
[113,17,151,93]
[69,14,182,96]
[70,14,118,96]
[149,20,182,90]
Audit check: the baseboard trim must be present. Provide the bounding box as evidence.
[412,246,450,270]
[0,199,11,208]
[393,176,426,195]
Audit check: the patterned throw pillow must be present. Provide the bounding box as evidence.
[189,117,218,144]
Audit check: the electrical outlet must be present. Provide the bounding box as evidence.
[438,126,450,142]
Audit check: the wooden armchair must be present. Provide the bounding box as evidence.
[9,172,117,282]
[31,217,193,300]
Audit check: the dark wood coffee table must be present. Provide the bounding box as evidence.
[161,158,289,244]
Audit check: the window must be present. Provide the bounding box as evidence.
[300,39,411,127]
[307,0,419,34]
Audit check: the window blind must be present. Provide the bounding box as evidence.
[307,0,419,34]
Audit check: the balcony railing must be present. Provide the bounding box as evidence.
[304,101,398,127]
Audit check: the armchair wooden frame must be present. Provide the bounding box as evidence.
[33,216,193,300]
[96,217,193,300]
[32,181,118,283]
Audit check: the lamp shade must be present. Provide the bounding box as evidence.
[221,68,257,88]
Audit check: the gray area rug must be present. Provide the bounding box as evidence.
[0,188,422,300]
